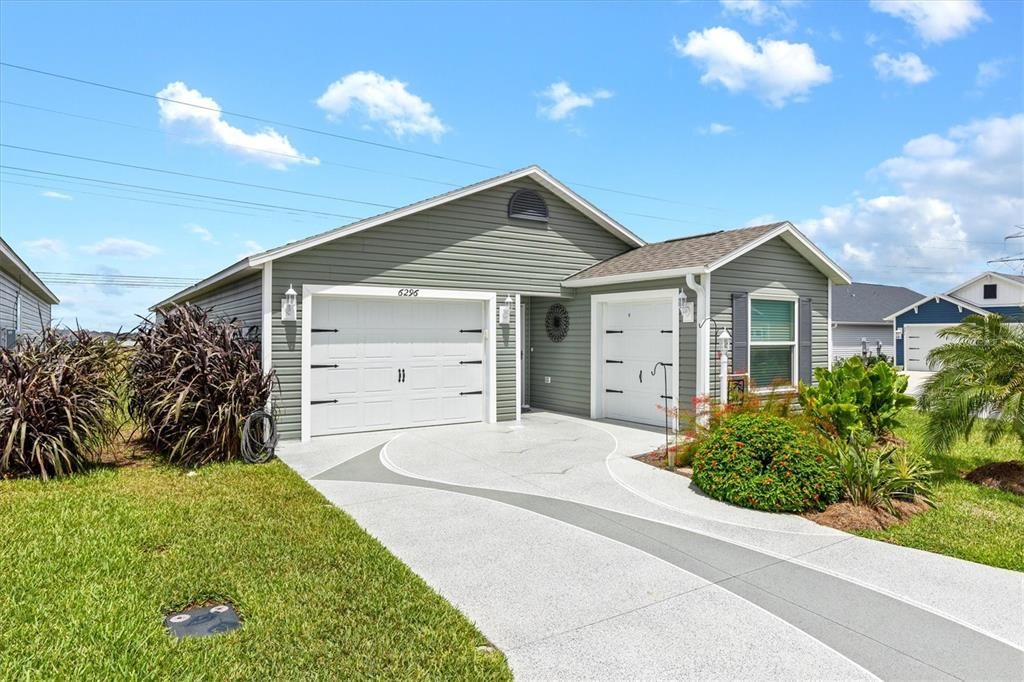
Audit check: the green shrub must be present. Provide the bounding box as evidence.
[691,413,841,512]
[826,434,936,513]
[129,305,274,466]
[798,356,915,441]
[0,329,124,479]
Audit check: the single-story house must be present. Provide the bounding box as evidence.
[830,282,921,363]
[1,236,59,348]
[885,272,1024,371]
[154,166,850,441]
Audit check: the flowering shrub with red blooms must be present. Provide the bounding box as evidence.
[691,413,841,513]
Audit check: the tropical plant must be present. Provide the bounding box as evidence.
[919,315,1024,453]
[0,329,125,479]
[825,434,936,513]
[691,413,841,512]
[129,305,274,466]
[798,356,915,441]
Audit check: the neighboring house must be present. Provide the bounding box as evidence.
[885,272,1024,371]
[154,166,850,441]
[0,236,59,347]
[830,282,922,363]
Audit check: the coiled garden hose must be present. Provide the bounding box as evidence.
[241,409,278,464]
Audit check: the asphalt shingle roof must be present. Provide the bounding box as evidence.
[832,282,923,323]
[564,222,786,283]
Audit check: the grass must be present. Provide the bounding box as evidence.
[856,411,1024,572]
[0,457,512,680]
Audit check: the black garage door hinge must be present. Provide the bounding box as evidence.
[660,395,673,400]
[311,399,338,405]
[605,329,623,334]
[661,329,672,334]
[459,360,483,365]
[460,390,483,396]
[310,364,338,369]
[459,328,483,333]
[311,328,338,333]
[605,389,624,394]
[605,359,623,364]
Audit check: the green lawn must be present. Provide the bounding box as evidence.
[856,411,1024,572]
[0,458,511,680]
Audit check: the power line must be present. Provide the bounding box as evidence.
[0,144,397,210]
[0,62,736,214]
[0,99,463,189]
[0,165,365,219]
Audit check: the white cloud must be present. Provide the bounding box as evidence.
[673,27,832,107]
[316,71,447,139]
[187,224,216,243]
[975,59,1007,89]
[720,0,794,29]
[869,0,987,44]
[238,240,265,258]
[156,82,319,170]
[699,122,734,135]
[537,81,613,121]
[872,52,935,85]
[82,238,160,258]
[800,114,1024,290]
[40,190,72,201]
[22,238,66,255]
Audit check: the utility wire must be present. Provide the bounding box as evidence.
[0,165,365,219]
[0,62,736,214]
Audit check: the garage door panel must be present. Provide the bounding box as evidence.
[311,295,487,436]
[601,299,673,428]
[905,325,947,371]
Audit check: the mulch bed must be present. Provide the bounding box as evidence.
[964,460,1024,496]
[633,448,692,478]
[805,498,931,532]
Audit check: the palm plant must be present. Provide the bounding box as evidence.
[918,314,1024,453]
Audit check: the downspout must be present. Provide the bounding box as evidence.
[685,272,709,400]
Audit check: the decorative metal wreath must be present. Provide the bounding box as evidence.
[545,303,570,342]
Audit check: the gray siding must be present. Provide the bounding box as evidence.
[710,236,829,400]
[0,268,51,338]
[528,279,699,419]
[271,178,633,439]
[832,323,894,362]
[188,272,263,335]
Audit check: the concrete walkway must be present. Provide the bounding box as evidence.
[279,412,1024,681]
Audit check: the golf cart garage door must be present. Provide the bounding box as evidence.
[594,292,676,427]
[904,324,948,371]
[310,296,487,435]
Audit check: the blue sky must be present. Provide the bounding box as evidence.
[1,0,1021,330]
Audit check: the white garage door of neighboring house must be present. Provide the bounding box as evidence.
[600,300,674,427]
[904,324,948,371]
[310,297,486,435]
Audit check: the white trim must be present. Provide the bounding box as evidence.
[515,293,522,423]
[299,284,498,442]
[708,223,851,285]
[827,280,833,370]
[250,166,643,266]
[749,293,799,389]
[883,294,989,321]
[588,288,679,429]
[261,262,273,374]
[563,266,706,289]
[944,271,1023,297]
[0,236,59,305]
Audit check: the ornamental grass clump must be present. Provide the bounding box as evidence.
[691,413,841,513]
[0,329,125,479]
[130,305,273,466]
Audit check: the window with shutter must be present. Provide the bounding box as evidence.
[749,297,796,387]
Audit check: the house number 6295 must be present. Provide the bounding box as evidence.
[398,288,420,297]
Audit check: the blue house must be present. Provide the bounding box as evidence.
[885,272,1024,371]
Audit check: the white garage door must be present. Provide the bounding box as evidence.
[904,324,948,371]
[601,300,674,426]
[310,297,486,435]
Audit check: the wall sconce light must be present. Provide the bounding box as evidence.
[282,284,297,322]
[499,294,513,325]
[678,289,694,323]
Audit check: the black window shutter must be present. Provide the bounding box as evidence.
[731,293,749,374]
[799,296,813,383]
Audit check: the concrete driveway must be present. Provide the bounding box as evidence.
[279,412,1023,681]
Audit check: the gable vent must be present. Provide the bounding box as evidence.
[508,189,549,222]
